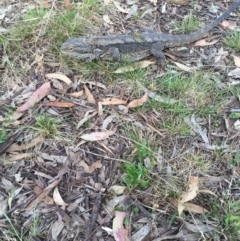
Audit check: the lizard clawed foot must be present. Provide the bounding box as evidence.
[157,59,167,67]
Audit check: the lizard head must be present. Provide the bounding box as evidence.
[61,37,102,61]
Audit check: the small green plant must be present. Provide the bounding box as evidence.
[229,113,240,119]
[223,200,240,241]
[0,128,7,144]
[137,139,153,160]
[173,13,200,34]
[208,198,240,241]
[81,0,103,18]
[0,210,40,241]
[30,114,60,138]
[224,31,240,51]
[122,163,150,189]
[10,7,48,41]
[229,149,240,168]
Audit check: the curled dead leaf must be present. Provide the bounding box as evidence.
[178,176,199,216]
[6,153,35,162]
[6,136,44,152]
[220,20,238,30]
[79,160,102,173]
[45,73,72,87]
[101,97,127,106]
[193,38,219,47]
[233,55,240,68]
[34,186,54,205]
[53,186,68,206]
[83,84,95,104]
[80,128,117,141]
[42,101,76,108]
[25,179,61,211]
[166,0,189,4]
[128,93,148,108]
[173,62,195,72]
[66,90,84,97]
[113,211,130,241]
[168,197,208,214]
[17,82,51,112]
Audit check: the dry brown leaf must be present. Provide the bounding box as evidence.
[97,141,114,155]
[98,101,103,116]
[168,197,179,207]
[166,0,189,5]
[109,185,126,195]
[16,82,51,112]
[221,20,238,30]
[8,111,25,121]
[178,176,199,216]
[199,176,224,185]
[45,73,72,87]
[233,55,240,68]
[184,219,213,233]
[113,1,130,13]
[79,160,102,173]
[183,202,209,214]
[80,128,117,141]
[39,153,68,164]
[31,54,44,67]
[168,197,208,214]
[41,0,51,8]
[128,93,148,108]
[51,219,64,241]
[34,186,54,205]
[198,189,217,197]
[2,178,14,192]
[113,211,130,241]
[0,219,8,228]
[234,119,240,130]
[53,186,68,206]
[25,179,61,211]
[0,199,8,217]
[114,60,155,73]
[76,111,98,129]
[102,114,116,130]
[83,84,95,104]
[6,136,44,153]
[173,62,195,72]
[180,176,199,202]
[228,68,240,78]
[64,0,72,9]
[66,90,84,97]
[103,15,114,24]
[193,38,219,47]
[6,153,35,162]
[101,97,127,106]
[42,101,76,108]
[104,0,113,4]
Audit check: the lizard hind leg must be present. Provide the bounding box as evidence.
[150,42,167,66]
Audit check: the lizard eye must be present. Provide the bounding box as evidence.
[68,46,74,51]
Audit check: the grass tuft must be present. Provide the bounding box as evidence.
[30,114,60,138]
[173,13,200,34]
[224,31,240,51]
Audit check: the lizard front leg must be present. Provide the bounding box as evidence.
[150,42,166,66]
[105,47,120,62]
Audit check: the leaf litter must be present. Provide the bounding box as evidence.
[0,0,240,240]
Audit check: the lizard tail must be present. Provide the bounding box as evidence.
[167,0,240,47]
